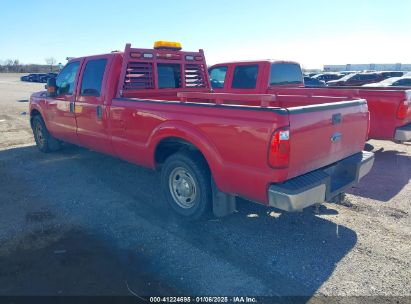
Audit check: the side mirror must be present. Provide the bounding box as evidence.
[46,77,57,97]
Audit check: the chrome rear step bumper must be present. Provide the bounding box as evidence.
[394,122,411,142]
[268,151,374,212]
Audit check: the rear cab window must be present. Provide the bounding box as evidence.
[157,64,181,89]
[80,59,107,96]
[270,63,303,86]
[232,65,258,89]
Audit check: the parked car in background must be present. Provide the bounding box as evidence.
[403,72,411,77]
[339,71,354,75]
[386,77,411,86]
[304,76,326,87]
[28,73,46,82]
[312,73,344,82]
[39,73,58,83]
[363,77,411,87]
[22,74,38,82]
[20,73,57,83]
[327,72,383,86]
[379,71,404,79]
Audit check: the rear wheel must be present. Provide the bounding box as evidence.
[161,151,212,220]
[32,115,61,152]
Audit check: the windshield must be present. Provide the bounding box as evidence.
[269,63,303,86]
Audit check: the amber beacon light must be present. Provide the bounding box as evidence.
[153,41,182,50]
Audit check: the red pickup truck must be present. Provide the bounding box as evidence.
[208,60,411,142]
[29,42,374,219]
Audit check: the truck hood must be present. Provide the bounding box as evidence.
[31,91,47,98]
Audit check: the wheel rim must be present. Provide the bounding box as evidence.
[35,122,45,147]
[168,167,197,209]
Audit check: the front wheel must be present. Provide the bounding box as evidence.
[160,151,212,220]
[32,115,61,152]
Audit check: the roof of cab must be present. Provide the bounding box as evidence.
[67,52,122,63]
[210,59,301,66]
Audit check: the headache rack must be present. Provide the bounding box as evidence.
[117,43,211,98]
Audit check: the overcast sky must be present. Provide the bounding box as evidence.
[1,0,410,69]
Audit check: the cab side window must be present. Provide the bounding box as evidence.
[209,66,227,89]
[56,61,80,95]
[232,65,258,89]
[80,59,107,96]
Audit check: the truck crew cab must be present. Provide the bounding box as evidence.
[208,60,411,143]
[29,42,374,220]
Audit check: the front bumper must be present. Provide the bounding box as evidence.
[394,122,411,142]
[268,151,374,212]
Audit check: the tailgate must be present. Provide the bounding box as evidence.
[286,99,369,179]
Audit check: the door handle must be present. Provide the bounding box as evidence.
[69,102,74,113]
[96,105,103,120]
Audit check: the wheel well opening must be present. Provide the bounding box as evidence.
[30,109,41,127]
[155,138,206,169]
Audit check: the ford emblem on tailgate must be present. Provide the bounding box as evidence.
[331,132,342,142]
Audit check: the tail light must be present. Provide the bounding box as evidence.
[268,127,290,168]
[397,100,409,119]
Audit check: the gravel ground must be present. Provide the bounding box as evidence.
[0,73,410,300]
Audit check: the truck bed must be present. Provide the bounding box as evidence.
[110,93,369,203]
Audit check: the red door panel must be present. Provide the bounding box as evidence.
[46,60,81,144]
[75,56,114,155]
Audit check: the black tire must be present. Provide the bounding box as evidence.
[160,150,212,220]
[32,115,61,152]
[364,143,374,151]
